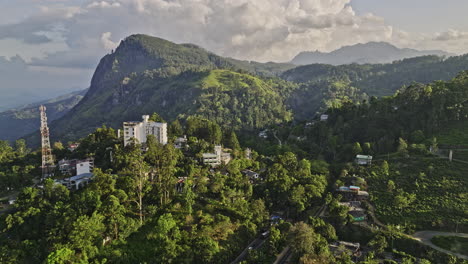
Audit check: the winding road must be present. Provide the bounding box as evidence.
[411,231,468,260]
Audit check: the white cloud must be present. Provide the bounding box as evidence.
[0,0,407,63]
[87,1,122,8]
[101,32,119,50]
[434,29,468,41]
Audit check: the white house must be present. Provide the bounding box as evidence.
[123,115,168,146]
[242,169,259,179]
[174,136,188,149]
[320,114,329,121]
[202,145,231,167]
[355,155,372,165]
[56,173,94,190]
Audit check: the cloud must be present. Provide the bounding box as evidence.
[0,0,405,64]
[434,29,468,41]
[87,1,122,8]
[101,32,119,50]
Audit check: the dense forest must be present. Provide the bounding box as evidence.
[2,72,468,262]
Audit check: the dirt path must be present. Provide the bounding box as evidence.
[411,231,468,260]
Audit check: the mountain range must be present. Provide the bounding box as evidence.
[290,42,453,65]
[3,34,468,145]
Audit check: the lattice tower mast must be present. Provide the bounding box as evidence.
[40,105,54,179]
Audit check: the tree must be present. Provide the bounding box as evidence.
[288,222,330,262]
[397,138,408,154]
[0,140,13,162]
[367,234,387,255]
[150,112,166,122]
[148,213,182,262]
[168,119,183,138]
[362,142,372,155]
[265,163,294,209]
[387,180,396,193]
[308,217,337,241]
[268,226,281,255]
[14,139,29,156]
[68,212,105,261]
[289,222,317,257]
[119,144,150,224]
[183,176,196,215]
[225,130,241,155]
[381,160,389,176]
[145,135,180,207]
[46,248,75,264]
[351,142,362,156]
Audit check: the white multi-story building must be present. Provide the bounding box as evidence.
[123,115,168,146]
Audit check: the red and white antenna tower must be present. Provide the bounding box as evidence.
[40,105,54,179]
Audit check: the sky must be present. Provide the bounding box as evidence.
[0,0,467,110]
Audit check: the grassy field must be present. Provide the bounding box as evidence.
[364,156,468,233]
[431,236,468,255]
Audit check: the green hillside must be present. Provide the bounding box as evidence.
[283,55,468,97]
[47,68,293,142]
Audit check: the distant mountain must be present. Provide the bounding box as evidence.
[291,42,454,65]
[0,89,87,142]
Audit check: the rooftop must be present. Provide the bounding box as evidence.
[356,155,372,159]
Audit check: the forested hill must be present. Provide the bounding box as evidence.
[283,55,468,96]
[320,71,468,155]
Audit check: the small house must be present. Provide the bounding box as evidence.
[174,136,188,149]
[258,130,268,139]
[355,155,372,165]
[242,169,260,179]
[320,114,329,121]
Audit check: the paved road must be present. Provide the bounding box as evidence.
[273,246,291,264]
[411,231,468,260]
[230,237,266,264]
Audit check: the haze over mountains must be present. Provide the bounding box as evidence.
[291,42,454,65]
[0,89,87,142]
